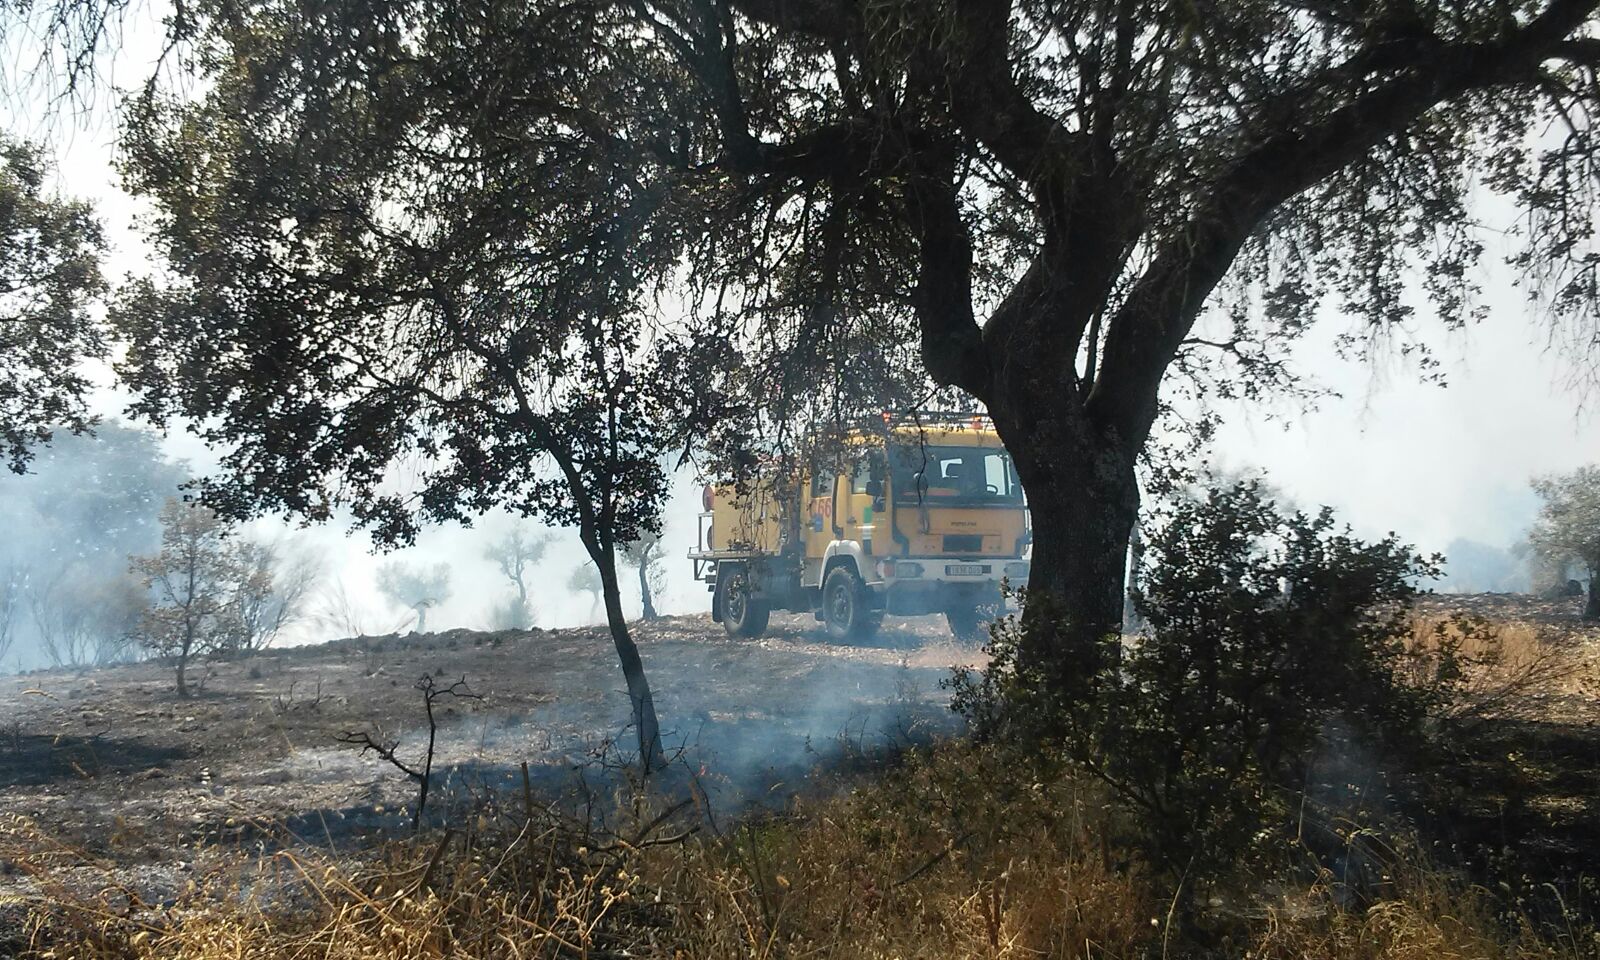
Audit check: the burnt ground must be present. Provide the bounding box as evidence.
[0,613,974,904]
[3,595,1600,928]
[1347,594,1600,921]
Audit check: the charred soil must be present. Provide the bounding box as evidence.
[0,614,972,901]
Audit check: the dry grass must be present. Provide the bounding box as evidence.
[1404,614,1597,722]
[5,740,1597,960]
[7,607,1600,958]
[1249,875,1597,960]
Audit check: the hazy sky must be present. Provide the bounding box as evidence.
[6,16,1598,637]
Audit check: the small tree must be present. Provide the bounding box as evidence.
[485,525,550,630]
[338,675,483,833]
[568,565,603,622]
[376,561,452,634]
[1528,466,1600,620]
[131,499,244,696]
[620,530,666,621]
[232,541,318,652]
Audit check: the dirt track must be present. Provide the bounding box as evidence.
[0,613,975,900]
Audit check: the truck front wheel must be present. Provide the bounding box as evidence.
[822,567,882,642]
[716,567,770,639]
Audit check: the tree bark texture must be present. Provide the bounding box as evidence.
[987,375,1142,659]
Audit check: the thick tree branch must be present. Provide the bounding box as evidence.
[945,0,1092,195]
[907,161,990,397]
[1553,37,1600,65]
[1089,0,1600,443]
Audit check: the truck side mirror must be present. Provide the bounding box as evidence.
[865,479,883,499]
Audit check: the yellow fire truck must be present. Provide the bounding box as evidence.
[688,414,1031,641]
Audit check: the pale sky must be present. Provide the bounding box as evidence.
[6,17,1599,637]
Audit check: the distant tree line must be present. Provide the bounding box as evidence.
[0,423,316,688]
[0,424,182,670]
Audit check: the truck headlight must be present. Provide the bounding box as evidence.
[1004,562,1030,580]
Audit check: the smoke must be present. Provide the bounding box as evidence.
[308,624,964,832]
[267,467,710,644]
[0,423,185,672]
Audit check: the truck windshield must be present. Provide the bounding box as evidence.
[890,444,1024,505]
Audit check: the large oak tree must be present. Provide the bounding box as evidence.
[36,0,1600,679]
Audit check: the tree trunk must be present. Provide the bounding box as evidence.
[596,551,666,771]
[1586,567,1600,621]
[637,563,658,620]
[176,622,194,698]
[988,393,1142,675]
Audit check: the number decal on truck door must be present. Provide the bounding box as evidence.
[810,496,832,532]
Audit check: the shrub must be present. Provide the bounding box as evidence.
[955,482,1476,886]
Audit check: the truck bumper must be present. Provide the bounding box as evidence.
[865,557,1028,616]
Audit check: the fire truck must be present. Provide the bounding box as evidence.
[688,413,1031,641]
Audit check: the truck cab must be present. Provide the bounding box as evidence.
[688,414,1030,642]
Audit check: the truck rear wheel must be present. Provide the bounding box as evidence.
[946,603,1000,644]
[822,566,882,642]
[716,567,769,639]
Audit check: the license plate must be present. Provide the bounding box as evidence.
[946,564,987,576]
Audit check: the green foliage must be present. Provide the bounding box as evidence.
[131,498,310,693]
[110,8,739,556]
[955,483,1462,881]
[0,136,106,472]
[1527,466,1600,618]
[0,422,187,669]
[92,0,1600,678]
[97,0,1600,451]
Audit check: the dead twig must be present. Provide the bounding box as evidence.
[337,675,484,832]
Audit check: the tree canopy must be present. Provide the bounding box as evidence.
[0,135,106,472]
[75,0,1600,669]
[376,560,454,633]
[132,499,247,696]
[1529,464,1600,618]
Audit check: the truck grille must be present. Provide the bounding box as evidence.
[942,534,984,553]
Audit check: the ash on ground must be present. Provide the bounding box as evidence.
[0,613,976,900]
